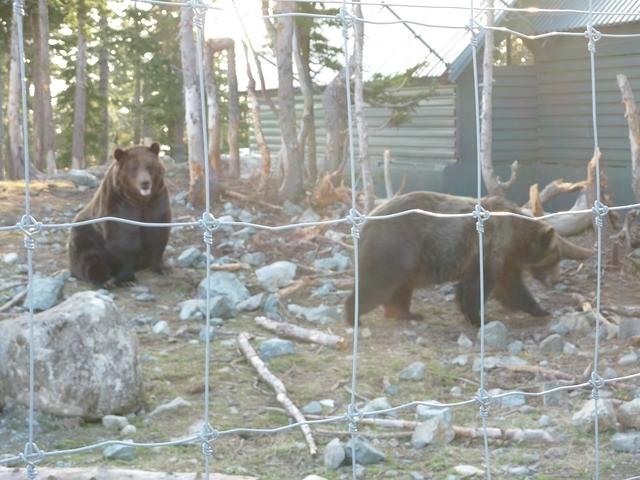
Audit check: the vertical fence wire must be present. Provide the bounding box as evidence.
[586,1,606,479]
[340,4,364,478]
[191,1,216,477]
[468,1,492,478]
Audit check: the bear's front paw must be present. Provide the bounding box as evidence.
[151,263,170,276]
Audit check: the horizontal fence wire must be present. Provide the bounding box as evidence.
[2,0,640,479]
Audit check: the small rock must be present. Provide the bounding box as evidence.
[450,386,463,397]
[297,208,321,224]
[416,401,452,424]
[2,252,18,264]
[540,334,564,354]
[237,293,264,312]
[618,398,640,430]
[255,261,297,291]
[179,299,205,321]
[313,252,351,272]
[324,438,345,470]
[259,338,296,360]
[399,361,426,381]
[542,381,568,407]
[538,414,551,427]
[603,367,618,379]
[198,272,250,307]
[384,384,398,396]
[571,399,616,433]
[102,415,129,431]
[412,416,455,448]
[490,388,525,408]
[319,399,335,409]
[508,340,523,355]
[103,443,134,461]
[303,476,328,480]
[283,200,303,216]
[410,473,425,480]
[478,321,509,350]
[549,312,592,336]
[563,342,577,355]
[177,247,202,267]
[152,320,170,336]
[544,447,567,459]
[361,327,372,339]
[457,333,473,348]
[134,292,156,302]
[344,437,386,465]
[362,397,395,417]
[241,252,266,267]
[287,304,335,325]
[453,465,483,478]
[27,272,67,312]
[452,354,468,366]
[172,191,188,205]
[618,351,639,366]
[506,466,530,477]
[68,169,99,188]
[302,401,323,415]
[619,317,640,340]
[208,295,236,319]
[120,424,137,437]
[199,326,216,342]
[612,431,640,452]
[148,397,192,418]
[312,282,336,297]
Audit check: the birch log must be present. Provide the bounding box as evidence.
[0,467,255,480]
[254,316,346,349]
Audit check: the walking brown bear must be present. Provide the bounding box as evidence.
[345,191,592,326]
[68,143,171,286]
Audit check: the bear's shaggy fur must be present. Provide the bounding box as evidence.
[345,191,563,326]
[68,143,171,286]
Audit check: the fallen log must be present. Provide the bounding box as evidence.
[210,262,251,272]
[0,467,255,480]
[236,332,318,456]
[254,316,346,349]
[223,190,281,213]
[0,289,26,313]
[501,364,575,381]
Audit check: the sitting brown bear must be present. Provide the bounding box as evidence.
[68,143,171,286]
[345,191,592,326]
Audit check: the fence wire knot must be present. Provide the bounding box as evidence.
[199,212,220,245]
[20,442,44,475]
[339,7,353,39]
[585,24,602,52]
[466,18,482,47]
[346,403,362,433]
[589,371,605,400]
[17,215,42,250]
[347,208,365,239]
[591,200,609,229]
[199,423,219,457]
[472,204,490,233]
[190,0,206,30]
[475,388,492,418]
[12,0,24,17]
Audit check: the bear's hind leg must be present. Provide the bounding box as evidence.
[383,280,422,321]
[495,267,548,317]
[456,258,495,326]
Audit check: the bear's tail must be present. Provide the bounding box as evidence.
[69,225,111,286]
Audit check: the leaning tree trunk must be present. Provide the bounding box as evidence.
[353,1,375,212]
[8,10,24,180]
[479,0,517,196]
[274,0,303,200]
[227,42,241,178]
[98,12,109,164]
[617,74,640,201]
[293,23,317,184]
[35,0,56,174]
[243,41,271,189]
[71,0,87,170]
[203,40,222,178]
[322,55,353,176]
[179,6,209,208]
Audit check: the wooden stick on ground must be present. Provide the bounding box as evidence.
[223,190,281,212]
[254,316,346,349]
[236,332,318,456]
[0,289,26,313]
[210,262,251,272]
[501,364,575,381]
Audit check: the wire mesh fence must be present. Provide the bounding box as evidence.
[1,1,640,479]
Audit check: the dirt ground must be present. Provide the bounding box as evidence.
[0,159,639,480]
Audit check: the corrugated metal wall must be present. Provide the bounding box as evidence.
[249,84,457,175]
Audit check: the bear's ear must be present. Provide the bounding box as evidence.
[114,148,126,162]
[538,225,555,250]
[149,143,160,155]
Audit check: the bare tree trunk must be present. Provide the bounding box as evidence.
[480,0,517,196]
[617,74,640,201]
[203,41,222,179]
[35,0,56,174]
[8,11,24,179]
[293,23,317,184]
[274,0,303,200]
[227,42,241,178]
[353,1,375,212]
[180,6,209,208]
[0,47,6,179]
[243,42,271,189]
[98,12,109,164]
[71,0,87,170]
[383,149,393,198]
[322,59,352,176]
[168,119,186,163]
[133,68,142,144]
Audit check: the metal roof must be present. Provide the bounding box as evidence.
[448,0,640,82]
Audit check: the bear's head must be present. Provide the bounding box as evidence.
[113,143,165,201]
